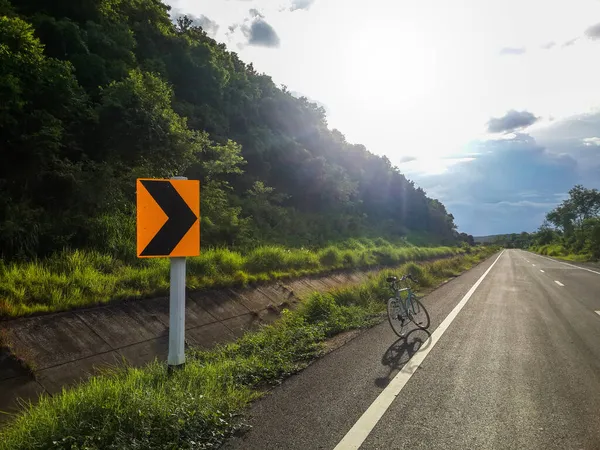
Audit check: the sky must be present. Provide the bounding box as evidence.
[166,0,600,236]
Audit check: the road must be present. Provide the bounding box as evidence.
[223,250,600,450]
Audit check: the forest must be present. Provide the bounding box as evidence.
[0,0,471,264]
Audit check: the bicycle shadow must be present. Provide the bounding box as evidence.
[374,327,432,388]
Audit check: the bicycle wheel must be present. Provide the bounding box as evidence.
[408,295,430,329]
[387,297,409,337]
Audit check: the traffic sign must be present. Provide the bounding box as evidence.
[136,178,200,258]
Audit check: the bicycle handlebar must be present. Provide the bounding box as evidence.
[405,274,418,283]
[386,274,418,284]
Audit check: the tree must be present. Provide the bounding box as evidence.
[0,16,91,258]
[534,223,556,246]
[568,185,600,229]
[94,69,201,176]
[546,185,600,234]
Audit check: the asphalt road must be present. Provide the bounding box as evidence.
[223,250,600,450]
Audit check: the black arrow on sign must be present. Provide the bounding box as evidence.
[140,180,198,257]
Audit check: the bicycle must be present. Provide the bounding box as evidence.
[386,274,430,337]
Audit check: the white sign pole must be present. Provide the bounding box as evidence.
[168,176,188,370]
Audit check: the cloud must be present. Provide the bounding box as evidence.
[242,18,280,47]
[195,15,219,36]
[249,8,264,18]
[584,22,600,40]
[231,8,281,48]
[290,90,330,114]
[582,137,600,146]
[411,133,579,235]
[540,41,556,50]
[499,47,526,55]
[487,110,539,134]
[399,156,417,163]
[170,10,219,37]
[408,111,600,235]
[532,110,600,143]
[290,0,316,11]
[563,37,579,47]
[531,110,600,186]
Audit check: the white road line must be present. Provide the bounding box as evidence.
[333,250,506,450]
[532,264,536,266]
[540,270,545,273]
[555,280,565,287]
[533,253,600,276]
[595,311,600,317]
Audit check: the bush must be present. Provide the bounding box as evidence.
[357,237,376,248]
[373,237,390,247]
[338,238,366,251]
[538,244,566,257]
[341,251,357,267]
[357,250,376,267]
[187,253,218,277]
[428,259,460,278]
[212,249,244,275]
[301,293,339,324]
[402,262,433,287]
[285,249,320,270]
[244,246,287,273]
[372,246,398,265]
[318,247,342,267]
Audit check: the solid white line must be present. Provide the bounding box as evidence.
[333,250,505,450]
[533,253,600,276]
[532,264,536,266]
[595,311,600,317]
[555,280,565,287]
[540,270,545,273]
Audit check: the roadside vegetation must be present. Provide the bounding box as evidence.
[0,238,464,318]
[1,0,477,320]
[1,1,473,267]
[487,185,600,262]
[0,247,496,450]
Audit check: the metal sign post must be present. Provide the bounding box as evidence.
[136,175,200,372]
[168,255,186,368]
[168,175,188,370]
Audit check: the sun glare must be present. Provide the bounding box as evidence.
[340,24,438,108]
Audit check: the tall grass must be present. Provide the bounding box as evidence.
[0,238,464,318]
[530,244,593,262]
[0,248,495,450]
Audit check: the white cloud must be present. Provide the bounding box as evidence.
[584,22,600,40]
[290,0,315,11]
[401,157,476,177]
[582,137,600,146]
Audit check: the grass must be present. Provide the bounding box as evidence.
[0,238,465,318]
[530,244,594,262]
[0,247,497,449]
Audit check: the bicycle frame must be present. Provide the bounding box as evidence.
[390,282,414,317]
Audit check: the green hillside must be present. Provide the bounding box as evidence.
[0,0,473,264]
